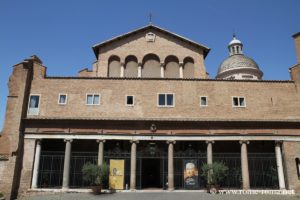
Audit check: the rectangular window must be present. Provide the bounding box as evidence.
[200,96,208,106]
[232,97,246,107]
[58,94,67,105]
[28,95,40,115]
[158,93,174,107]
[126,95,134,106]
[86,94,100,105]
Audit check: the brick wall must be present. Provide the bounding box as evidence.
[96,29,207,78]
[27,76,300,121]
[282,141,300,191]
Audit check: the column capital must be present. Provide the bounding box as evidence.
[138,63,142,67]
[96,139,106,143]
[64,139,73,143]
[130,140,139,144]
[160,62,165,67]
[120,62,125,66]
[179,62,184,67]
[275,140,283,146]
[166,140,176,144]
[36,139,42,144]
[239,140,250,145]
[206,140,215,144]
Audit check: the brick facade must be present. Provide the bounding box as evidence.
[0,26,300,199]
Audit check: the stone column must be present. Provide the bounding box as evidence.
[167,140,176,190]
[206,141,214,184]
[206,141,214,165]
[275,141,286,189]
[31,139,42,189]
[97,140,105,166]
[138,63,142,77]
[120,62,125,77]
[240,141,250,190]
[160,63,165,78]
[62,139,72,189]
[130,140,138,190]
[179,62,184,78]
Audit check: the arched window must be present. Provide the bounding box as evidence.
[124,55,138,77]
[142,54,160,78]
[164,55,179,78]
[108,55,121,77]
[296,158,300,179]
[183,57,194,78]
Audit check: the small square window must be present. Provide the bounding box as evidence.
[28,95,40,115]
[58,94,67,105]
[86,94,100,105]
[158,93,174,107]
[126,95,134,106]
[200,96,208,106]
[159,94,165,106]
[166,94,173,106]
[232,97,246,107]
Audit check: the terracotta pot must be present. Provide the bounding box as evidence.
[91,186,102,195]
[206,184,220,194]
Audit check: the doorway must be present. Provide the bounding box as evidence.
[142,159,161,188]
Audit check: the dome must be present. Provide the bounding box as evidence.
[217,54,260,74]
[216,35,263,80]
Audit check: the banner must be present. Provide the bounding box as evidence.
[109,159,124,190]
[183,159,199,189]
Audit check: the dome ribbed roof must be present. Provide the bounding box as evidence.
[217,54,260,75]
[229,38,242,45]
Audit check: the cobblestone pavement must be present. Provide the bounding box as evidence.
[18,192,300,200]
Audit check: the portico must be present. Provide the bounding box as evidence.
[28,131,288,191]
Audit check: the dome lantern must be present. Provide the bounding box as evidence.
[216,35,263,80]
[228,34,243,56]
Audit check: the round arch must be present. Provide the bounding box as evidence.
[164,55,180,78]
[108,55,121,77]
[142,53,161,78]
[183,57,195,78]
[124,55,138,77]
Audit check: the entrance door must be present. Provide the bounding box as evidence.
[142,159,161,188]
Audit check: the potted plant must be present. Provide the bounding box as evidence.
[0,192,5,200]
[201,161,228,194]
[82,162,109,194]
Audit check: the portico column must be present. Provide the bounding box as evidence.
[130,140,138,190]
[160,63,165,78]
[275,141,286,189]
[240,140,250,190]
[206,141,214,184]
[97,140,105,166]
[167,140,176,190]
[120,62,125,77]
[138,63,142,77]
[179,62,184,78]
[31,139,42,189]
[206,141,214,165]
[62,139,72,189]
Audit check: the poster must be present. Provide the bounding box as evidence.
[183,159,199,189]
[109,159,124,190]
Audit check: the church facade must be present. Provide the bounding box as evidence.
[1,25,300,199]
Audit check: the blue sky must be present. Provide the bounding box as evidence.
[0,0,299,131]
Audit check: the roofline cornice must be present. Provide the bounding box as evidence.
[92,24,210,58]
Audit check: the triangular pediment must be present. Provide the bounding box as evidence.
[92,24,210,58]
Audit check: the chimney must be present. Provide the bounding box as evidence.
[293,32,300,64]
[290,33,300,83]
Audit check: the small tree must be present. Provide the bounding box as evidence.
[201,162,229,186]
[99,163,109,186]
[82,162,109,186]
